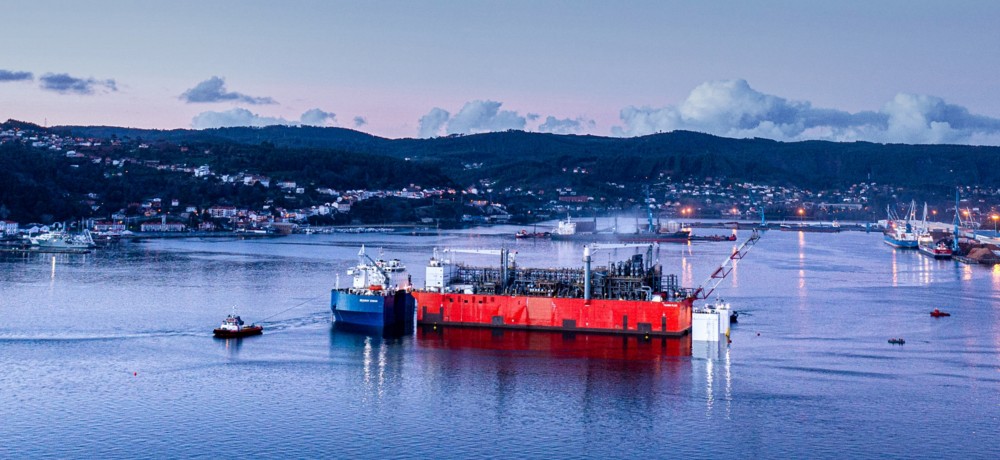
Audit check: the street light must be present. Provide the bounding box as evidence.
[992,214,998,234]
[797,208,805,222]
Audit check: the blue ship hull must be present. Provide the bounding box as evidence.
[883,233,918,248]
[330,289,416,333]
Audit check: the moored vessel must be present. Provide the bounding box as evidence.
[883,223,918,248]
[29,230,97,253]
[330,246,415,333]
[915,203,952,259]
[413,231,761,338]
[779,222,842,233]
[918,240,953,259]
[515,229,551,239]
[883,203,919,249]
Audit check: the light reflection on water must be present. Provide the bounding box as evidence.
[1,227,999,458]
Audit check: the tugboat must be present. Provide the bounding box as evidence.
[930,308,951,317]
[213,311,264,338]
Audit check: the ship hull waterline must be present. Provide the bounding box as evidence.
[883,234,919,249]
[331,290,416,333]
[413,292,693,337]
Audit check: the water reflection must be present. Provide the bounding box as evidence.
[329,325,409,405]
[416,327,696,424]
[891,249,898,287]
[692,340,733,419]
[217,336,245,358]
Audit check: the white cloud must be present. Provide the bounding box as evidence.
[417,100,528,137]
[300,108,335,126]
[446,100,526,135]
[39,73,116,95]
[0,69,33,82]
[418,107,450,138]
[537,116,595,134]
[612,79,1000,145]
[180,76,275,104]
[191,108,339,129]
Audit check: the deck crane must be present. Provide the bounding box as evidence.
[689,229,763,300]
[354,245,391,288]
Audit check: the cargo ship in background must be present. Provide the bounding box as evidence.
[413,231,761,337]
[779,222,842,233]
[547,210,735,243]
[883,222,919,248]
[883,202,919,248]
[330,246,415,334]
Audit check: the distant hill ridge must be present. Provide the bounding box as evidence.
[6,120,1000,190]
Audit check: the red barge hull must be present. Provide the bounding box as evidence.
[414,292,692,337]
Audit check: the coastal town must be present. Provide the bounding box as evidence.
[3,122,1000,239]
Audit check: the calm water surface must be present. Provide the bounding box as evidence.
[1,226,998,458]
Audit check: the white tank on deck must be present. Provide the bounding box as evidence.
[692,300,732,342]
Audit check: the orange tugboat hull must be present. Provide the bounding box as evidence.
[213,325,264,338]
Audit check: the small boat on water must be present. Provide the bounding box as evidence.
[213,313,263,338]
[930,309,951,318]
[888,338,906,345]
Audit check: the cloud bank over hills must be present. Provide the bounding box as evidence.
[10,66,996,145]
[410,80,1000,145]
[612,79,1000,145]
[191,107,337,129]
[417,100,596,138]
